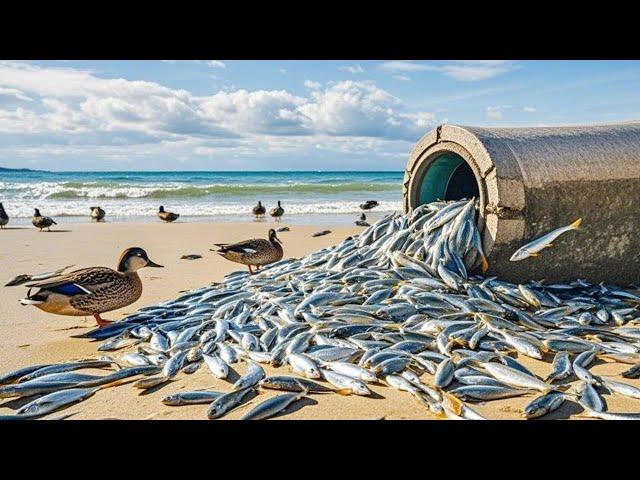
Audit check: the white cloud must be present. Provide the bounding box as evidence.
[393,75,411,81]
[279,68,287,75]
[339,64,365,74]
[486,105,512,120]
[486,106,502,120]
[523,106,537,112]
[380,61,427,72]
[0,62,440,168]
[299,80,435,140]
[207,61,226,68]
[380,60,516,82]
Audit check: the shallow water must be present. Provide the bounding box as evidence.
[0,170,403,224]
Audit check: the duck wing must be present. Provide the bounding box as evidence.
[25,267,121,295]
[215,239,264,254]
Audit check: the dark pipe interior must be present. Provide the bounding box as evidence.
[418,152,479,204]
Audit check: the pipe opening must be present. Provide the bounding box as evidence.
[418,152,480,204]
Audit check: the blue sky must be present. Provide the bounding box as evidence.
[1,60,639,171]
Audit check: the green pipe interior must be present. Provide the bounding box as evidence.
[418,152,479,204]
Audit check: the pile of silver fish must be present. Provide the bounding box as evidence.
[2,198,640,420]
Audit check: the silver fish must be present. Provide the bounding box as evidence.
[241,389,308,420]
[233,361,265,391]
[162,391,223,406]
[207,387,255,419]
[510,218,582,261]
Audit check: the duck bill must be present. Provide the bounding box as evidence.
[146,260,164,268]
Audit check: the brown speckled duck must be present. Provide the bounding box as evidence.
[0,202,8,229]
[213,229,283,274]
[19,247,163,326]
[158,205,179,223]
[90,206,106,222]
[32,208,57,231]
[269,201,284,222]
[252,201,266,218]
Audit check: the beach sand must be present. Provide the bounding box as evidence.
[1,220,639,420]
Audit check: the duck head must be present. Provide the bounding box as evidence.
[34,208,41,216]
[117,247,164,273]
[268,229,282,245]
[159,206,165,213]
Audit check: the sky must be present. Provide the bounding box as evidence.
[1,60,640,171]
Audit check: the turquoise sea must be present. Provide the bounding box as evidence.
[0,170,403,225]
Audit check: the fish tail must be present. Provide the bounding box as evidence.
[570,218,582,229]
[480,256,489,273]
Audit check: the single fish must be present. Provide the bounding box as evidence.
[523,392,566,419]
[241,389,308,420]
[162,391,223,406]
[480,362,555,392]
[321,370,371,396]
[207,387,255,419]
[233,361,265,390]
[259,375,332,393]
[545,351,572,382]
[16,387,98,418]
[203,353,229,379]
[510,218,582,261]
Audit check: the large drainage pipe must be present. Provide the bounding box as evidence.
[403,122,640,285]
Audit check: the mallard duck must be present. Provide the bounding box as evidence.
[359,200,379,211]
[32,208,57,231]
[355,213,369,227]
[252,201,266,218]
[19,248,163,326]
[269,201,284,222]
[158,206,179,223]
[90,206,106,222]
[212,229,283,274]
[0,202,8,229]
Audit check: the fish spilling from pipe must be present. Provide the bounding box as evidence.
[1,199,639,420]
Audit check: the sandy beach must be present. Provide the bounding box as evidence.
[1,220,639,420]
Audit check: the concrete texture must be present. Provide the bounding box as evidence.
[403,122,640,285]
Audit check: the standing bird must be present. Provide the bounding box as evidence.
[90,206,106,222]
[212,229,283,274]
[359,200,379,211]
[32,208,57,232]
[19,247,163,327]
[355,212,369,227]
[158,206,179,223]
[269,201,284,222]
[252,201,266,218]
[0,202,9,229]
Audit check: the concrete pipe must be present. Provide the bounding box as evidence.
[402,122,640,285]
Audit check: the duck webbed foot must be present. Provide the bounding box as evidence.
[93,313,113,327]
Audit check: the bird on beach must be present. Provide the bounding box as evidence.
[90,206,106,222]
[270,201,284,222]
[359,200,379,211]
[0,202,9,229]
[18,247,163,327]
[158,206,179,223]
[212,229,283,274]
[252,201,266,218]
[355,213,369,227]
[32,208,57,232]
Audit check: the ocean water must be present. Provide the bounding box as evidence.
[0,171,403,225]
